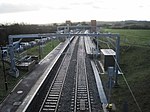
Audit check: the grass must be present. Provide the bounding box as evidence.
[104,29,150,46]
[101,29,150,112]
[113,46,150,112]
[0,39,60,102]
[0,62,26,102]
[26,39,60,58]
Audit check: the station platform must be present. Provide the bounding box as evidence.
[90,60,108,112]
[84,36,97,57]
[0,39,70,112]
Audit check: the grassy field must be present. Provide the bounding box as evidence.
[0,39,60,102]
[101,29,150,112]
[26,40,60,58]
[104,29,150,46]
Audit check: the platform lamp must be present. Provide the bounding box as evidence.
[0,45,8,91]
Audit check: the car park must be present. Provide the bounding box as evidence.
[20,42,31,49]
[29,41,37,47]
[47,37,51,41]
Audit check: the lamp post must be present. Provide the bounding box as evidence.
[37,28,42,60]
[1,46,8,91]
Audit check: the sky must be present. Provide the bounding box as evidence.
[0,0,150,24]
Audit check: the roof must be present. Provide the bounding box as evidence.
[101,49,116,56]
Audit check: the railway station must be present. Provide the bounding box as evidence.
[1,0,149,111]
[0,21,120,112]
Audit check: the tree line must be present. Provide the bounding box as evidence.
[0,23,57,46]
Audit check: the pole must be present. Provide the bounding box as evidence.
[123,101,128,112]
[96,34,99,59]
[108,67,114,104]
[8,36,19,77]
[39,43,41,60]
[38,36,42,60]
[114,35,120,87]
[1,46,8,91]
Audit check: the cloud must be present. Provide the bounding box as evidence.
[58,7,71,10]
[69,0,94,7]
[70,2,81,6]
[44,5,71,10]
[0,3,39,14]
[92,5,101,9]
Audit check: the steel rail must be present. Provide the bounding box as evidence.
[83,37,92,112]
[74,36,92,112]
[39,46,69,112]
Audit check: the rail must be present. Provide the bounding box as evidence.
[39,36,78,112]
[73,36,92,112]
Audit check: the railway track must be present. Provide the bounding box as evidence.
[71,36,92,112]
[1,31,108,112]
[39,36,93,112]
[39,37,78,112]
[25,35,101,112]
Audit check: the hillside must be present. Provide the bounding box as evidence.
[97,20,150,29]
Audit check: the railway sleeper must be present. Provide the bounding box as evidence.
[44,105,56,108]
[47,96,58,99]
[43,108,55,111]
[49,92,60,95]
[46,99,57,102]
[51,89,61,92]
[49,94,59,97]
[80,99,86,111]
[45,102,57,105]
[77,88,87,91]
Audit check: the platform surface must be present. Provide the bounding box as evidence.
[84,36,96,55]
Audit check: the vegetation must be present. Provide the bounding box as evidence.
[0,22,88,45]
[1,21,150,111]
[0,22,62,103]
[101,29,150,112]
[104,29,150,46]
[26,39,60,58]
[97,20,150,29]
[0,23,57,45]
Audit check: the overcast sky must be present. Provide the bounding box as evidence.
[0,0,150,24]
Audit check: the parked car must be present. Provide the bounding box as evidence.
[29,41,37,47]
[35,39,40,45]
[20,42,31,49]
[15,46,24,52]
[47,37,51,41]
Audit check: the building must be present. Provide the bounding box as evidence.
[66,20,72,26]
[91,20,97,32]
[100,49,116,71]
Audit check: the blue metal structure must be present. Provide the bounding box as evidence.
[8,35,42,77]
[57,25,96,31]
[9,33,119,39]
[8,29,120,78]
[8,38,19,77]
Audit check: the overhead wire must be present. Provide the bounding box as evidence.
[106,37,116,48]
[97,36,143,112]
[104,39,143,112]
[97,38,108,44]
